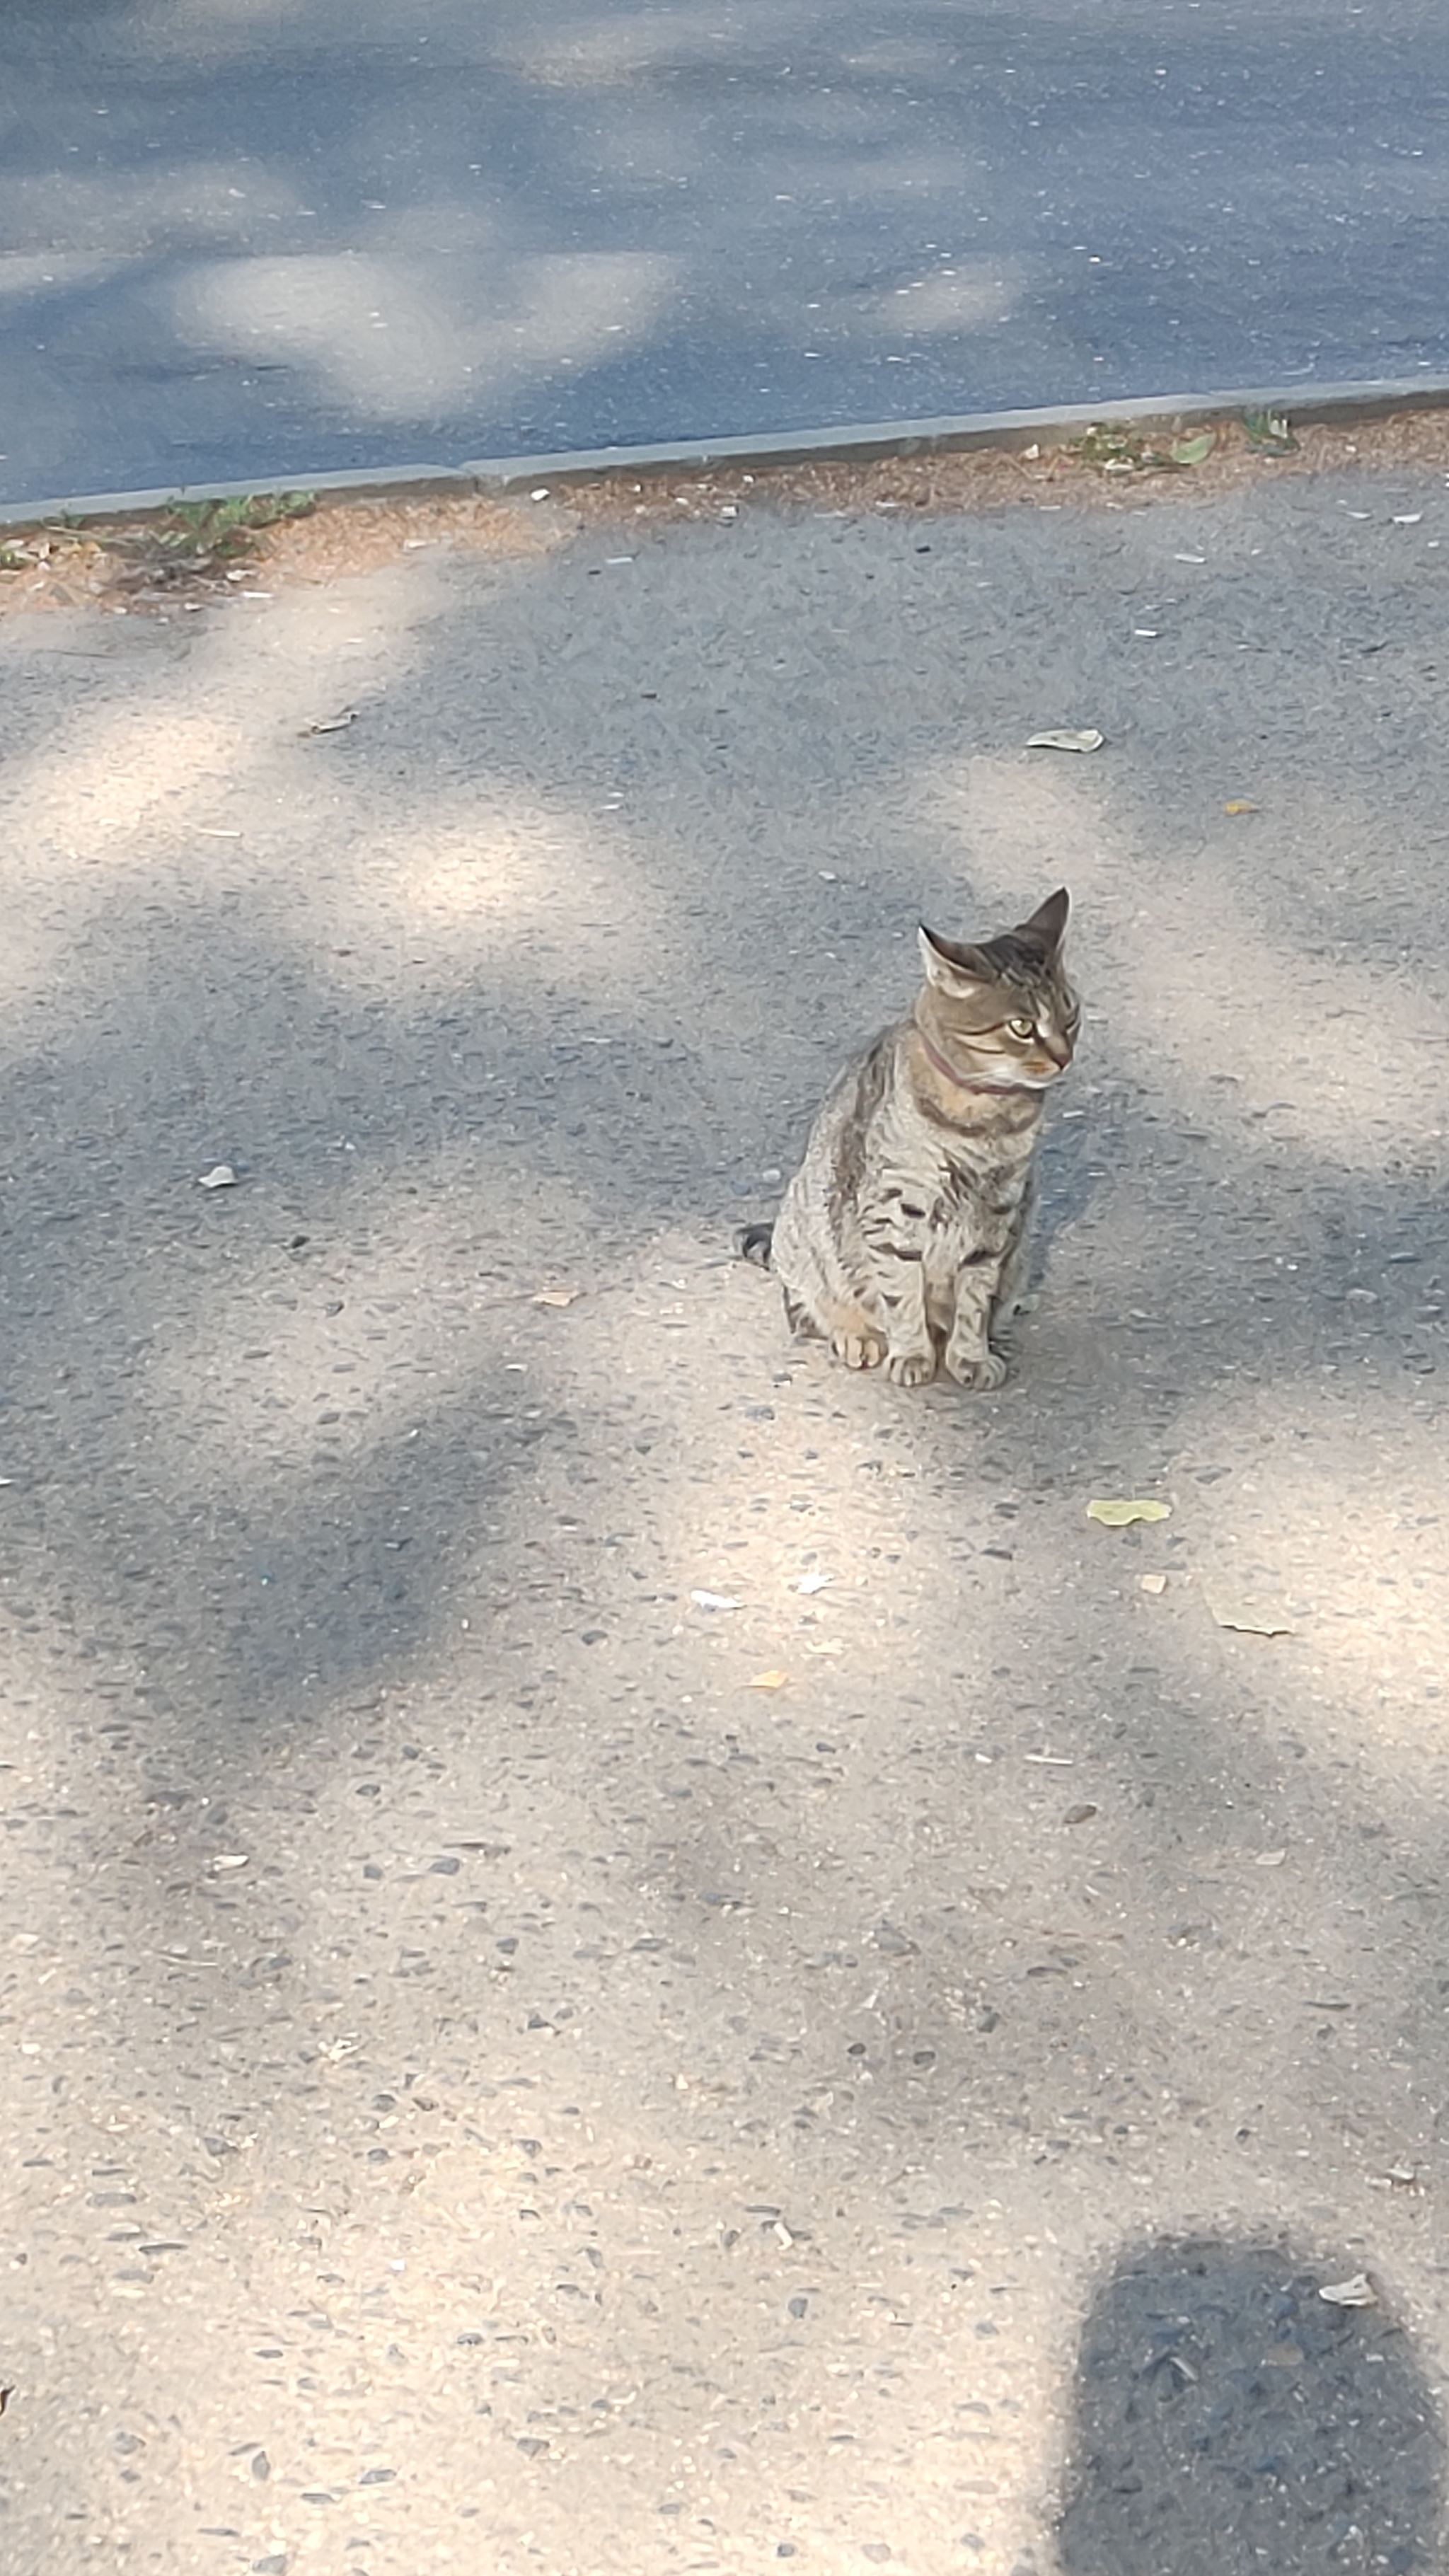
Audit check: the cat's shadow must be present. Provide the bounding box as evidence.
[1028,1103,1102,1280]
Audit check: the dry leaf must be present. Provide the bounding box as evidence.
[1026,727,1104,753]
[1140,1572,1169,1595]
[1063,1802,1099,1826]
[1204,1590,1293,1636]
[1320,2272,1377,2308]
[746,1670,790,1692]
[533,1287,581,1308]
[1223,799,1258,815]
[804,1639,844,1657]
[1087,1498,1172,1527]
[196,1164,238,1190]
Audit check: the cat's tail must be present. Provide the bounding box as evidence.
[738,1221,774,1269]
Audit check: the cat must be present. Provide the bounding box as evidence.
[747,889,1078,1388]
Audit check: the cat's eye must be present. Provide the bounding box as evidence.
[1008,1015,1036,1041]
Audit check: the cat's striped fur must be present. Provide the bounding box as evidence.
[758,890,1077,1389]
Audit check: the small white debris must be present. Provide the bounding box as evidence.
[1026,727,1104,753]
[196,1164,238,1190]
[1392,512,1423,526]
[691,1590,741,1612]
[1320,2272,1377,2307]
[210,1854,249,1871]
[797,1573,833,1595]
[530,487,550,501]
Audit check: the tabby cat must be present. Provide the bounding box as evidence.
[750,889,1077,1388]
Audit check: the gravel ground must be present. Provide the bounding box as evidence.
[1,452,1448,2574]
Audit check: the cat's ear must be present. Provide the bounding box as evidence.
[918,924,992,995]
[1018,887,1070,955]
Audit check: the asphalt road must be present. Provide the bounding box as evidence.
[4,0,1449,508]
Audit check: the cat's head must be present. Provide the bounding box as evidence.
[916,889,1078,1090]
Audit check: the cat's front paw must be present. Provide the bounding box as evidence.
[885,1347,937,1388]
[831,1329,887,1371]
[944,1344,1008,1392]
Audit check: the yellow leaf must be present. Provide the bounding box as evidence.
[533,1287,582,1308]
[1223,799,1258,815]
[746,1669,790,1692]
[1086,1497,1172,1527]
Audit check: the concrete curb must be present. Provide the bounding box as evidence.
[463,373,1449,490]
[6,372,1449,527]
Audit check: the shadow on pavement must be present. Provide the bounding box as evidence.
[1059,2236,1446,2576]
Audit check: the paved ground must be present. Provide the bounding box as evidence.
[5,0,1449,509]
[1,441,1449,2572]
